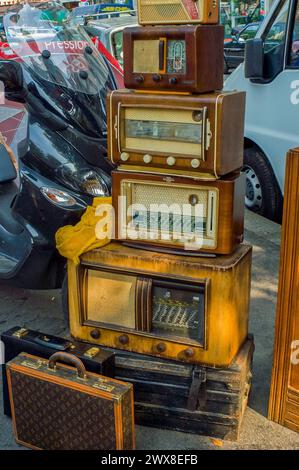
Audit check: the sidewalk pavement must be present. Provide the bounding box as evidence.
[0,210,298,450]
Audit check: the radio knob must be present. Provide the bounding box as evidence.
[135,75,144,84]
[191,159,200,169]
[90,329,101,340]
[152,74,161,82]
[120,152,130,162]
[119,334,129,345]
[169,77,178,85]
[183,348,195,359]
[156,342,166,353]
[143,154,152,164]
[189,194,199,206]
[167,156,176,166]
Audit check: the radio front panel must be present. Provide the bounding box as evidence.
[83,267,206,347]
[107,90,246,178]
[123,25,224,92]
[112,170,245,255]
[68,243,252,366]
[121,106,206,159]
[137,0,219,25]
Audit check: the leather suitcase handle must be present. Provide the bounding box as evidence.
[48,352,87,379]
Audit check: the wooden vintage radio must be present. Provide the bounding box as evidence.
[107,89,245,178]
[137,0,219,25]
[112,170,245,255]
[68,242,252,367]
[123,25,224,93]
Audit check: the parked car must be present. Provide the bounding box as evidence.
[84,15,137,68]
[225,0,299,223]
[224,22,260,72]
[71,1,135,25]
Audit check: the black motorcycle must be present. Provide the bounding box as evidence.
[0,2,116,289]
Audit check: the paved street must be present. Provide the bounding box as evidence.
[0,210,299,450]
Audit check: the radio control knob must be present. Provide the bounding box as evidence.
[191,159,200,169]
[169,77,178,85]
[90,329,101,340]
[120,152,130,162]
[183,348,195,359]
[189,194,199,206]
[119,334,129,345]
[156,342,166,353]
[135,75,144,84]
[152,74,161,82]
[167,156,176,166]
[143,154,152,164]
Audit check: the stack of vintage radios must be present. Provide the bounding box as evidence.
[68,0,254,439]
[3,0,254,449]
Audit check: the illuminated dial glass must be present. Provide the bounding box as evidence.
[151,284,205,343]
[125,120,201,144]
[166,40,186,74]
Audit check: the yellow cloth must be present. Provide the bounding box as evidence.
[56,197,112,265]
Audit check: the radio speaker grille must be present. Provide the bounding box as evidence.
[139,3,190,23]
[132,183,208,210]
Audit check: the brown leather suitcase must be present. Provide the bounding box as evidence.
[123,25,224,93]
[7,352,135,450]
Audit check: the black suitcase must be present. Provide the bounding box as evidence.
[108,337,254,441]
[1,326,115,417]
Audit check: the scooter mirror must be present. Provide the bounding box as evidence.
[0,60,24,99]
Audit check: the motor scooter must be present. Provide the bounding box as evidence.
[0,1,116,289]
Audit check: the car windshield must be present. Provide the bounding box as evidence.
[4,1,111,94]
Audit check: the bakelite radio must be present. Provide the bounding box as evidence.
[107,90,245,178]
[123,25,224,93]
[68,243,252,367]
[112,170,245,255]
[137,0,219,25]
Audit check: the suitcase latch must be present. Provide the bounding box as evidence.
[20,359,45,370]
[84,347,101,359]
[92,379,115,393]
[13,328,29,338]
[187,367,207,412]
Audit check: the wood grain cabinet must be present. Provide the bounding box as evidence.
[68,242,252,367]
[123,25,224,93]
[268,148,299,433]
[107,89,245,179]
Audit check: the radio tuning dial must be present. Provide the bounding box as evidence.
[119,334,129,345]
[135,75,144,84]
[167,156,176,166]
[120,152,130,162]
[189,194,199,206]
[169,77,178,85]
[143,154,152,164]
[191,159,200,169]
[152,74,161,82]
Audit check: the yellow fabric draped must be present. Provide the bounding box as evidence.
[55,197,112,265]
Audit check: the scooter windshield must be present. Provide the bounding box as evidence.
[4,2,110,95]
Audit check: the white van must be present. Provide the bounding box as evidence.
[225,0,299,222]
